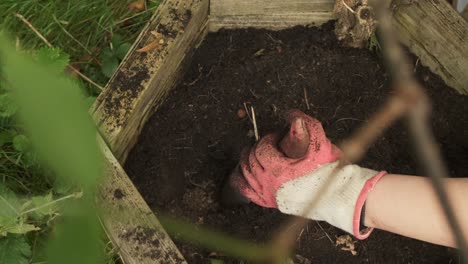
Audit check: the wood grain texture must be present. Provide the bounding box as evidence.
[98,136,187,264]
[91,0,209,162]
[91,0,209,263]
[392,0,468,94]
[209,0,335,31]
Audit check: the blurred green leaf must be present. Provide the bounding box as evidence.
[1,33,103,264]
[36,47,70,74]
[0,217,17,237]
[0,35,101,190]
[160,215,270,262]
[211,259,224,264]
[101,35,130,76]
[0,129,16,147]
[84,96,97,109]
[30,193,57,219]
[13,134,29,152]
[21,151,38,168]
[116,43,131,60]
[0,235,31,264]
[0,186,41,236]
[101,56,119,78]
[0,185,21,218]
[4,221,40,235]
[111,35,123,50]
[0,93,18,117]
[46,202,103,264]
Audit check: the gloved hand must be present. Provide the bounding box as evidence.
[229,110,387,239]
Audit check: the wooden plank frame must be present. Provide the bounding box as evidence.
[92,0,209,263]
[209,0,336,31]
[92,0,468,263]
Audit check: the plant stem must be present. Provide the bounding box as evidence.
[20,192,82,216]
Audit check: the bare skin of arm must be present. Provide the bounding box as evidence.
[365,174,468,248]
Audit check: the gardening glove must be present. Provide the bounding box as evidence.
[229,110,387,239]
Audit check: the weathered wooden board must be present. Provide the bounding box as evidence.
[91,0,210,263]
[92,0,209,163]
[392,0,468,94]
[209,0,335,31]
[98,136,187,264]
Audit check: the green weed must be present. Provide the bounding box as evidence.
[0,2,162,263]
[0,0,160,94]
[1,34,104,263]
[368,32,381,54]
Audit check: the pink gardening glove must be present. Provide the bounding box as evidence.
[229,110,387,240]
[230,109,341,208]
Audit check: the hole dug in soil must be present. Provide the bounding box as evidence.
[125,22,467,263]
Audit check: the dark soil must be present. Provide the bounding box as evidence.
[125,22,467,263]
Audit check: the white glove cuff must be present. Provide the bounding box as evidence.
[275,161,386,239]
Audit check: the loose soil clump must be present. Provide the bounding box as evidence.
[125,22,466,263]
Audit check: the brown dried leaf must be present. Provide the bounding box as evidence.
[336,234,358,256]
[136,30,165,53]
[136,40,160,53]
[128,0,146,13]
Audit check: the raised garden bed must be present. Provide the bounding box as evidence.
[91,0,468,263]
[125,22,466,263]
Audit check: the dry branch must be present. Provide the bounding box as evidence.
[377,2,468,261]
[15,13,104,91]
[270,2,468,262]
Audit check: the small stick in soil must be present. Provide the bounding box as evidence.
[15,13,104,91]
[187,66,203,86]
[251,106,260,141]
[342,0,356,14]
[315,221,334,245]
[243,102,253,122]
[304,87,310,110]
[266,33,284,45]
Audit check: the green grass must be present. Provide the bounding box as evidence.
[0,1,160,263]
[0,0,160,95]
[0,0,160,191]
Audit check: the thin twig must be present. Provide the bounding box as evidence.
[20,192,82,216]
[376,2,468,261]
[15,13,104,91]
[269,2,468,262]
[303,87,310,110]
[15,13,53,47]
[251,106,259,141]
[334,117,366,123]
[342,0,356,14]
[315,221,334,245]
[243,102,253,122]
[67,67,104,91]
[52,15,92,54]
[266,33,284,45]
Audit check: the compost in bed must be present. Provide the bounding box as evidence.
[125,22,467,263]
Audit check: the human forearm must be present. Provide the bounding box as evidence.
[365,174,468,248]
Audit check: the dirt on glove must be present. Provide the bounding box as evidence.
[125,21,467,263]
